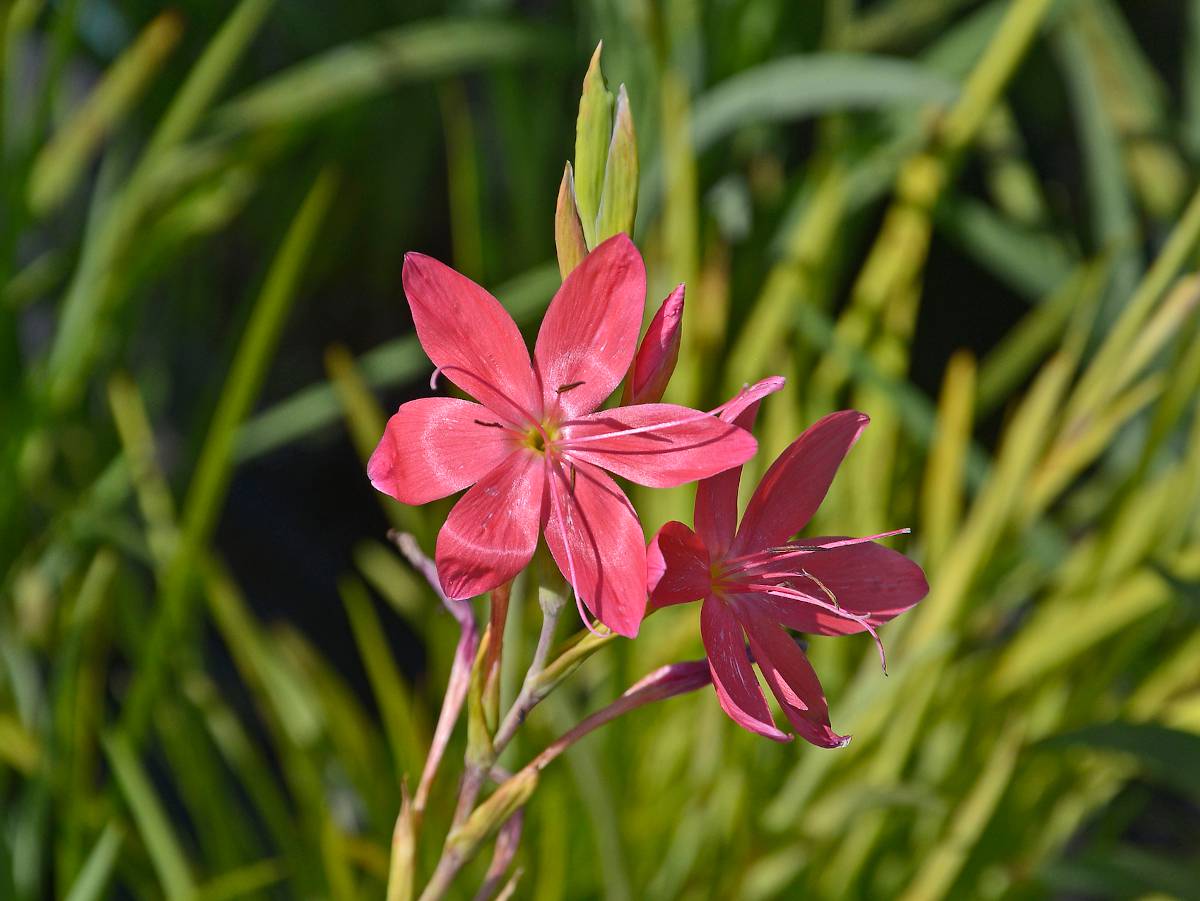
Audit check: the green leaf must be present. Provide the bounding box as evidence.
[339,575,426,782]
[1041,722,1200,800]
[690,54,958,152]
[1043,845,1200,899]
[234,261,560,461]
[554,163,588,278]
[573,41,614,247]
[63,825,123,901]
[595,83,638,242]
[935,194,1076,301]
[213,19,558,134]
[28,12,183,214]
[144,0,276,163]
[120,169,337,742]
[103,733,195,900]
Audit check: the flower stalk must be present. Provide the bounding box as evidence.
[390,531,480,818]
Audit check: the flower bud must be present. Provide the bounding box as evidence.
[555,163,588,279]
[446,768,539,861]
[385,785,416,901]
[624,284,685,405]
[623,659,712,703]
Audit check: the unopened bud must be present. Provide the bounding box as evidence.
[625,284,684,404]
[385,785,416,901]
[555,163,588,278]
[446,768,539,861]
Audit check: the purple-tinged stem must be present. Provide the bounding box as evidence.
[492,586,566,752]
[493,869,523,901]
[451,585,564,832]
[529,659,711,773]
[390,531,479,815]
[418,660,710,901]
[471,809,524,901]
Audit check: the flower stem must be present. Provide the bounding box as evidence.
[417,659,711,900]
[390,531,480,818]
[492,586,566,752]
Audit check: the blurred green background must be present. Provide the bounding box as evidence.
[3,0,1200,898]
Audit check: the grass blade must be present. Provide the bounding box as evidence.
[102,733,195,900]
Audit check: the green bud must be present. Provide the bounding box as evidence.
[465,631,495,765]
[446,768,539,861]
[385,787,416,901]
[595,84,638,243]
[555,163,588,278]
[573,42,614,248]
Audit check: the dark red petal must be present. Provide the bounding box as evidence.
[741,611,849,748]
[760,538,929,635]
[695,377,785,558]
[733,410,868,555]
[647,521,711,607]
[700,596,790,742]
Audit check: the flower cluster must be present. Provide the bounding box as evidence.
[370,233,928,746]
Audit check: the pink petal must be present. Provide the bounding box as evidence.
[544,459,647,638]
[708,376,787,422]
[403,253,541,425]
[695,377,785,559]
[762,538,929,635]
[435,449,544,599]
[700,596,790,742]
[368,398,517,505]
[741,610,849,748]
[534,234,646,420]
[733,410,868,556]
[624,284,684,405]
[560,403,757,488]
[646,521,711,607]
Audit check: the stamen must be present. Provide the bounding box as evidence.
[546,454,603,637]
[473,419,506,429]
[739,581,888,674]
[799,568,839,609]
[558,407,722,448]
[725,529,912,571]
[810,529,910,550]
[556,381,585,393]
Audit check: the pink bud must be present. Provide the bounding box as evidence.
[624,284,684,405]
[622,659,712,702]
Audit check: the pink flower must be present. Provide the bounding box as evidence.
[647,395,929,745]
[369,235,757,638]
[624,283,684,405]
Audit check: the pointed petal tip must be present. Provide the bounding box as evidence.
[814,730,852,750]
[613,619,639,639]
[762,375,787,392]
[662,283,685,319]
[598,230,637,254]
